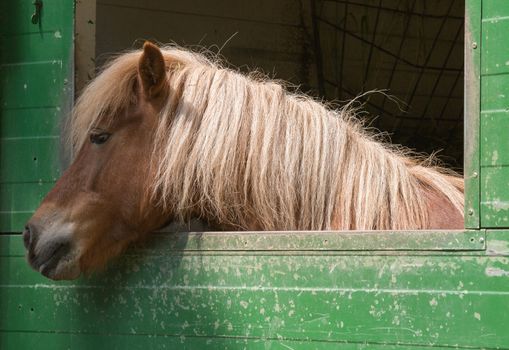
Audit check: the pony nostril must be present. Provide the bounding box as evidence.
[22,224,37,251]
[22,226,31,249]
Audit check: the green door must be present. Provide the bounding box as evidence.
[478,1,509,228]
[0,0,74,232]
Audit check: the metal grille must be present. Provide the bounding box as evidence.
[309,0,464,168]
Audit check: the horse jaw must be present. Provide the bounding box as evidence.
[41,253,81,280]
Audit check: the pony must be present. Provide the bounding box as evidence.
[23,42,464,280]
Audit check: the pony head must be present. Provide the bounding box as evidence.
[23,42,173,280]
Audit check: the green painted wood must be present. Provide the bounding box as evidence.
[0,230,487,258]
[478,0,509,228]
[0,332,467,350]
[0,183,55,232]
[2,0,75,37]
[0,137,61,183]
[0,108,61,139]
[0,0,74,233]
[481,167,509,227]
[480,74,509,111]
[0,231,508,349]
[0,62,69,109]
[149,230,486,252]
[464,0,481,229]
[482,0,509,18]
[481,17,509,75]
[1,33,73,65]
[481,110,509,166]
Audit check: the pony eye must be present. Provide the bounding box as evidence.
[89,132,111,145]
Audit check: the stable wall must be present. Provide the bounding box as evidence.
[94,0,312,89]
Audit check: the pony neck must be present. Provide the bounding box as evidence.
[151,63,461,230]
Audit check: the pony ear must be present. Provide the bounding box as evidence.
[138,41,167,99]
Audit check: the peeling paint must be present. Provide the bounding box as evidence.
[485,266,509,277]
[491,150,499,164]
[487,239,509,256]
[489,200,509,211]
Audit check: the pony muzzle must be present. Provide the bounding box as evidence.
[23,218,81,280]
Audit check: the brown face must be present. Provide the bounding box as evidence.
[23,42,170,280]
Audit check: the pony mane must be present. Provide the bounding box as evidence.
[71,45,464,230]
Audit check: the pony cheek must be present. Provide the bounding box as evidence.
[73,212,142,274]
[77,226,136,275]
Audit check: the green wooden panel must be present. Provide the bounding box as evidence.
[2,285,507,347]
[0,107,61,138]
[0,137,61,183]
[0,229,486,258]
[1,0,72,36]
[0,212,36,234]
[481,17,509,75]
[481,110,509,166]
[465,0,481,228]
[1,33,73,64]
[482,0,509,20]
[147,230,485,252]
[0,332,465,350]
[0,0,74,233]
[480,166,509,227]
[0,62,69,109]
[0,231,508,349]
[480,74,509,111]
[0,183,55,232]
[478,3,509,229]
[0,183,55,215]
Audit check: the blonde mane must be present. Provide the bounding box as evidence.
[71,46,464,231]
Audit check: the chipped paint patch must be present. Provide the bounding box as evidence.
[487,239,509,255]
[489,200,509,211]
[491,150,499,164]
[485,266,509,277]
